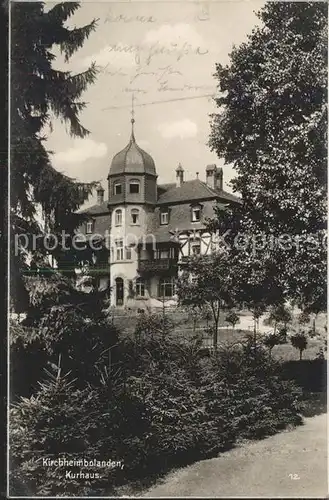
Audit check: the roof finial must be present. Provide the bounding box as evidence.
[130,94,136,142]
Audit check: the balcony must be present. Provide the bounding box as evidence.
[138,258,178,275]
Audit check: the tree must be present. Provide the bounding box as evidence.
[232,252,284,340]
[209,2,327,314]
[176,251,236,350]
[11,2,99,309]
[225,311,240,330]
[262,332,282,358]
[266,303,292,334]
[290,332,308,360]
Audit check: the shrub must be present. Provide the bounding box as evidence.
[10,288,120,398]
[10,332,304,495]
[10,368,118,496]
[206,338,303,438]
[134,312,174,341]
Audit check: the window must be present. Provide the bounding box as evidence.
[115,239,124,261]
[125,247,132,260]
[115,209,122,226]
[191,206,201,222]
[158,277,176,298]
[191,242,201,255]
[136,277,145,297]
[86,221,93,234]
[160,211,169,225]
[131,208,140,225]
[155,248,175,259]
[129,180,140,194]
[114,182,122,195]
[159,249,169,259]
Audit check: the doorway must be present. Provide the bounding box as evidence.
[115,277,124,306]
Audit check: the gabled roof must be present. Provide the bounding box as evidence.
[157,179,240,205]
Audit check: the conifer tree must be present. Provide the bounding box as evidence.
[10,2,99,310]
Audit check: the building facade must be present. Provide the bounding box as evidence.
[79,119,240,309]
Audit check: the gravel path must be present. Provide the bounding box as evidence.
[143,413,327,498]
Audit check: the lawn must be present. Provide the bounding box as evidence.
[112,309,326,363]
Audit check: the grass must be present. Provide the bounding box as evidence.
[112,308,326,363]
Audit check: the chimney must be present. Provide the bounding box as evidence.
[206,164,217,190]
[96,184,105,204]
[176,163,184,187]
[216,167,223,191]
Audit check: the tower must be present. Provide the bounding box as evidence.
[107,104,158,307]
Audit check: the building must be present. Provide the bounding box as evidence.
[79,118,240,309]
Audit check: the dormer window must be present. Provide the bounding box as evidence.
[131,208,140,225]
[160,210,169,225]
[191,205,202,222]
[86,221,93,234]
[114,182,122,195]
[115,208,122,226]
[129,179,140,194]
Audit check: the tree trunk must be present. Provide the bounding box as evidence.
[273,320,277,334]
[108,348,111,374]
[213,319,218,351]
[299,349,303,361]
[162,295,165,320]
[214,308,220,352]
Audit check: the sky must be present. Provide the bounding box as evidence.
[45,0,266,208]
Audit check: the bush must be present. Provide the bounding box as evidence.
[134,312,174,341]
[10,333,303,495]
[10,368,118,496]
[282,358,326,392]
[10,295,120,399]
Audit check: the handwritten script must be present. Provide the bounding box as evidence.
[104,4,210,24]
[100,8,212,97]
[104,11,156,24]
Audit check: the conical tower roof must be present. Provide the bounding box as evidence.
[109,118,156,176]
